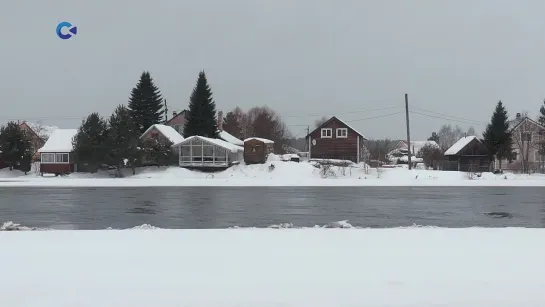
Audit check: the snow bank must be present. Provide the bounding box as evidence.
[1,228,544,306]
[2,158,545,186]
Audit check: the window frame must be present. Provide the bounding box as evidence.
[41,152,70,164]
[321,128,332,138]
[336,128,348,138]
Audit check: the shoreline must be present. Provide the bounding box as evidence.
[1,177,545,187]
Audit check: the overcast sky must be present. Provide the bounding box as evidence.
[2,0,545,140]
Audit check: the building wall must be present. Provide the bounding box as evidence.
[308,119,361,163]
[166,112,186,134]
[19,123,45,154]
[496,118,545,172]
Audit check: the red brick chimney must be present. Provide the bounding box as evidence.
[218,110,223,131]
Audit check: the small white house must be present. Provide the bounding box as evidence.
[38,129,78,175]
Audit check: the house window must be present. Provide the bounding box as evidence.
[321,128,332,138]
[55,153,69,163]
[522,132,532,142]
[151,132,159,138]
[41,153,55,163]
[336,128,348,138]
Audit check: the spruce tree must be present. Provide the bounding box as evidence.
[0,122,31,171]
[72,113,109,172]
[107,105,141,176]
[222,111,243,139]
[128,71,164,133]
[183,71,219,138]
[483,100,512,168]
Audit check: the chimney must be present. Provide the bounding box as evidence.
[173,111,177,117]
[516,113,521,119]
[218,110,223,131]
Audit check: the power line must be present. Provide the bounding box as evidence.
[409,110,486,126]
[344,111,404,122]
[410,106,487,125]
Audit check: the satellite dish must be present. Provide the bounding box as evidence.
[312,139,316,146]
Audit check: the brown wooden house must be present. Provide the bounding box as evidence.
[306,116,367,163]
[443,136,493,172]
[19,122,46,160]
[244,137,274,164]
[38,129,78,175]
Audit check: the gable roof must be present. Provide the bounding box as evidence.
[165,110,187,125]
[509,116,545,133]
[38,129,78,153]
[141,124,184,145]
[19,122,41,141]
[444,136,481,156]
[306,116,367,139]
[218,130,243,146]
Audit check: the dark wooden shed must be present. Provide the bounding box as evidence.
[244,137,274,164]
[443,136,493,172]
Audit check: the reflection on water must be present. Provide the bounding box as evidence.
[0,186,544,229]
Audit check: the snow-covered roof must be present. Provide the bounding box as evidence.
[173,136,243,153]
[244,137,274,144]
[218,130,243,146]
[444,136,479,156]
[141,124,184,145]
[38,129,78,153]
[306,116,367,140]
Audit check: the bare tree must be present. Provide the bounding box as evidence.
[467,126,476,136]
[235,106,293,153]
[437,124,464,152]
[314,116,328,128]
[364,139,398,162]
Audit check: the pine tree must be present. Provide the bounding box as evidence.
[222,111,243,139]
[183,71,219,138]
[483,100,512,168]
[107,105,141,176]
[72,113,109,172]
[128,71,164,133]
[0,122,31,171]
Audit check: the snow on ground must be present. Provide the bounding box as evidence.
[2,158,545,186]
[1,228,544,306]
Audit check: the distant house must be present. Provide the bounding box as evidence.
[389,140,440,157]
[306,116,367,163]
[165,110,188,135]
[443,136,492,172]
[38,129,78,175]
[19,122,45,158]
[140,124,184,146]
[495,113,545,172]
[173,136,243,168]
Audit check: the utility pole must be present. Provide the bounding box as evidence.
[164,99,168,123]
[305,126,310,151]
[405,93,412,170]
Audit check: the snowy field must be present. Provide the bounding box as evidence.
[1,159,545,186]
[1,227,544,306]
